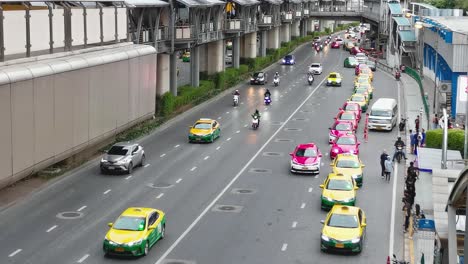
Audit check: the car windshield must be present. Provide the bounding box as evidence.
[285,55,293,59]
[194,123,211,129]
[348,57,357,63]
[357,78,369,84]
[336,159,360,168]
[108,146,130,156]
[345,104,358,111]
[327,179,354,191]
[358,83,370,89]
[356,53,366,58]
[336,38,343,42]
[355,89,367,94]
[370,110,392,117]
[311,64,321,68]
[253,72,264,78]
[340,113,355,120]
[328,214,359,228]
[352,95,364,102]
[365,60,375,66]
[329,74,337,78]
[113,216,146,231]
[336,137,356,145]
[295,148,317,157]
[334,123,352,131]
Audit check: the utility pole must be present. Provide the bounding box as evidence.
[433,26,439,114]
[464,72,468,159]
[442,108,448,169]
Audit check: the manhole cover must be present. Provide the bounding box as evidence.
[292,118,308,121]
[56,211,84,220]
[231,188,256,194]
[284,128,302,131]
[212,204,243,213]
[147,182,174,189]
[274,138,293,142]
[262,152,284,157]
[162,260,196,264]
[248,168,272,173]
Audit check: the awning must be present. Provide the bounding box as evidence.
[125,0,169,7]
[175,0,224,7]
[231,0,259,5]
[263,0,283,5]
[398,30,416,42]
[388,2,403,15]
[393,16,411,26]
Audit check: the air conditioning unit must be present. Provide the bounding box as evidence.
[438,82,451,93]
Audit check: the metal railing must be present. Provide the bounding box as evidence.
[175,25,195,40]
[258,15,273,26]
[405,66,430,130]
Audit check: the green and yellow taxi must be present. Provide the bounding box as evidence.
[347,94,369,112]
[103,207,166,257]
[353,87,370,102]
[320,173,359,210]
[326,72,343,87]
[320,205,366,253]
[359,68,374,81]
[188,118,220,143]
[354,82,374,99]
[343,57,358,68]
[330,153,365,186]
[182,51,190,62]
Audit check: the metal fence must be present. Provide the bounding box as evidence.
[405,66,430,130]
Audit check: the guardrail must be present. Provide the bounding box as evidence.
[405,66,430,130]
[375,60,393,74]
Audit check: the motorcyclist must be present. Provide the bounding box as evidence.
[233,89,240,96]
[252,109,261,126]
[264,89,271,98]
[274,72,279,79]
[307,72,314,82]
[392,136,408,161]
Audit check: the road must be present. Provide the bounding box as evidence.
[0,38,406,264]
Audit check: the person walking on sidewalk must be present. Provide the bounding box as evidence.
[380,150,388,178]
[415,115,420,131]
[403,203,411,233]
[407,161,419,180]
[409,129,416,154]
[384,156,393,182]
[432,114,439,130]
[419,129,426,147]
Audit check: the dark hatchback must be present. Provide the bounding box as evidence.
[250,72,267,85]
[282,55,296,65]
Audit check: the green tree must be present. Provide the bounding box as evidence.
[454,0,468,12]
[424,0,452,8]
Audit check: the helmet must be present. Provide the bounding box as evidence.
[397,137,401,140]
[235,89,239,92]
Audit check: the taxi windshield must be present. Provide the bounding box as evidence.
[193,123,211,129]
[357,78,369,83]
[295,148,317,157]
[113,216,146,231]
[335,123,352,131]
[345,104,358,111]
[327,179,353,190]
[352,96,364,102]
[328,214,359,228]
[340,113,355,120]
[336,137,356,145]
[329,74,337,79]
[336,159,360,168]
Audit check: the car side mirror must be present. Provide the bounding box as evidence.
[333,117,337,120]
[148,226,155,230]
[318,153,322,157]
[319,184,324,189]
[354,186,359,190]
[339,108,343,111]
[361,223,367,227]
[289,152,293,156]
[108,223,113,227]
[320,220,325,224]
[361,164,366,168]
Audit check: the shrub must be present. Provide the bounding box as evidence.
[425,129,465,157]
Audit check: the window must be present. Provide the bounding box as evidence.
[194,123,211,129]
[327,214,359,228]
[108,146,130,156]
[336,137,356,145]
[148,212,159,226]
[295,148,317,157]
[336,159,360,168]
[340,113,355,120]
[370,110,392,117]
[327,179,353,191]
[334,123,352,131]
[113,216,146,231]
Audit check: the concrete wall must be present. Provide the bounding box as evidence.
[0,43,157,189]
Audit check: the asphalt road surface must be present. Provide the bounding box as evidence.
[0,38,406,264]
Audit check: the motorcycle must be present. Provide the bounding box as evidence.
[308,75,314,85]
[395,146,403,163]
[264,96,271,105]
[315,46,321,52]
[399,116,406,131]
[273,76,279,86]
[233,95,239,106]
[389,254,409,264]
[252,117,259,130]
[395,70,401,80]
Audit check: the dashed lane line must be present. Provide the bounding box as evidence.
[292,222,297,228]
[204,156,210,160]
[308,187,313,193]
[176,178,182,184]
[244,124,248,127]
[160,153,166,158]
[46,225,58,233]
[281,243,288,251]
[144,164,150,168]
[226,137,231,141]
[156,193,164,199]
[77,206,87,212]
[190,167,197,172]
[236,130,240,133]
[77,254,89,263]
[174,144,180,148]
[8,249,22,257]
[125,175,132,180]
[103,189,111,195]
[300,203,306,209]
[216,146,221,150]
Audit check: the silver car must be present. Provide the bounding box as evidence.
[100,142,145,174]
[308,63,323,75]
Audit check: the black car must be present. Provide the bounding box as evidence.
[250,72,267,85]
[282,55,296,65]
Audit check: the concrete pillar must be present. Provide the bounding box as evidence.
[291,21,300,37]
[233,36,240,68]
[280,24,290,44]
[239,35,245,58]
[156,54,170,95]
[199,44,208,73]
[190,45,199,87]
[267,27,280,49]
[300,20,307,37]
[242,32,257,59]
[259,30,267,57]
[207,40,224,74]
[169,53,178,95]
[447,205,458,264]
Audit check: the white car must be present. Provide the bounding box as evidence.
[308,63,323,75]
[313,36,321,42]
[335,38,344,45]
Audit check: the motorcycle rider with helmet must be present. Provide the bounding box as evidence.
[392,137,408,161]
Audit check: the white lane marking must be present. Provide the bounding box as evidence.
[176,178,182,184]
[292,221,297,228]
[144,164,150,168]
[174,144,180,148]
[156,193,164,199]
[216,146,221,150]
[77,205,87,212]
[244,124,248,127]
[281,243,288,251]
[226,111,230,114]
[389,79,402,257]
[218,116,222,119]
[160,153,166,158]
[154,76,327,264]
[46,225,58,233]
[9,249,22,257]
[77,254,89,263]
[125,175,132,180]
[103,189,111,195]
[300,203,306,209]
[226,137,231,141]
[204,156,210,160]
[236,130,240,134]
[308,187,313,193]
[190,167,197,172]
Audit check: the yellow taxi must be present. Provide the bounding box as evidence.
[326,72,343,87]
[354,82,374,99]
[330,153,365,186]
[359,68,374,81]
[103,207,166,256]
[354,74,372,85]
[320,173,359,210]
[320,205,366,253]
[188,118,221,143]
[347,94,369,112]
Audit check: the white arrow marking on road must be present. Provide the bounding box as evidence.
[77,206,87,212]
[300,203,306,209]
[176,178,182,184]
[103,189,111,195]
[46,225,57,233]
[308,187,313,193]
[281,243,288,251]
[77,254,89,263]
[156,193,164,199]
[218,116,222,119]
[292,221,297,228]
[9,249,22,257]
[160,153,166,157]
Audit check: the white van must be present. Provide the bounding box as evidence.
[367,98,398,131]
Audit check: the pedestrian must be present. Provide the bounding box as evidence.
[432,114,439,130]
[415,115,420,131]
[384,156,393,182]
[409,129,416,154]
[420,128,426,147]
[403,204,411,233]
[380,150,388,178]
[414,130,419,155]
[407,161,419,180]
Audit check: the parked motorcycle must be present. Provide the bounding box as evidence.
[252,117,259,130]
[308,75,314,85]
[273,76,280,87]
[399,116,406,131]
[233,95,239,106]
[264,96,271,105]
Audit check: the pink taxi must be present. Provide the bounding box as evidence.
[329,134,361,159]
[341,102,362,122]
[334,110,358,131]
[329,120,355,143]
[289,143,322,174]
